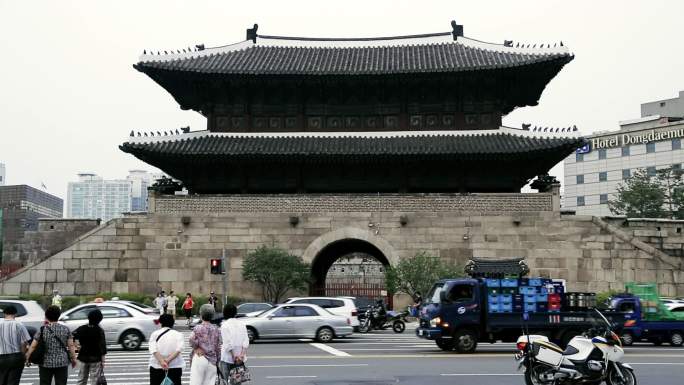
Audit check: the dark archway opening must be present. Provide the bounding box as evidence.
[310,239,392,307]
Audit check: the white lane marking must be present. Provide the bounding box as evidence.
[253,364,369,368]
[441,373,522,376]
[267,376,318,379]
[310,342,352,356]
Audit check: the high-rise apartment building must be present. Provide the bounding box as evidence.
[67,170,163,222]
[0,163,5,186]
[67,173,132,222]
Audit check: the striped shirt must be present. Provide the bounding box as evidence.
[0,319,31,354]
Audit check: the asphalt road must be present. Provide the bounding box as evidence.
[18,327,684,385]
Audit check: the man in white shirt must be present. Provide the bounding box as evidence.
[219,304,250,379]
[0,305,31,385]
[149,314,184,385]
[167,291,179,317]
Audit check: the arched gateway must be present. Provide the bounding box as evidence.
[302,227,396,305]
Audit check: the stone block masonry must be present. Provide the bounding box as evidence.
[1,194,683,300]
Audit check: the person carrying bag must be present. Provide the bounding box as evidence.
[148,314,184,385]
[218,304,250,385]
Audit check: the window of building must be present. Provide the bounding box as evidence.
[576,175,584,184]
[599,172,608,182]
[576,153,584,162]
[577,196,585,206]
[600,194,609,204]
[598,149,607,160]
[621,146,630,157]
[647,166,657,176]
[674,164,682,173]
[646,142,656,153]
[673,139,681,150]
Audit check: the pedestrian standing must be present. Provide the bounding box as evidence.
[51,290,63,310]
[219,304,249,380]
[153,292,165,315]
[25,306,77,385]
[411,291,423,317]
[208,291,219,312]
[189,305,221,385]
[148,314,184,385]
[167,291,179,318]
[182,293,194,326]
[161,291,169,314]
[72,309,107,385]
[0,305,31,385]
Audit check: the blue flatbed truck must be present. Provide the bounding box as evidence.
[610,293,684,346]
[415,278,627,353]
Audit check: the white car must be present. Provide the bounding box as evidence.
[285,297,359,327]
[0,299,45,335]
[240,304,353,343]
[60,302,159,350]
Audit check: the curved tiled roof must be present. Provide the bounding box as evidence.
[120,129,584,160]
[135,34,573,76]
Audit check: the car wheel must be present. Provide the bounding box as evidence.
[453,329,477,353]
[121,330,143,351]
[316,327,334,343]
[670,332,683,347]
[620,332,634,346]
[247,327,257,343]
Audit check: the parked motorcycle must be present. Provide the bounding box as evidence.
[515,309,636,385]
[358,304,408,333]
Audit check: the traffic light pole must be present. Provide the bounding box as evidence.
[221,249,229,307]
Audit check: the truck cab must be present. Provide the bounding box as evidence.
[417,278,483,353]
[610,293,684,346]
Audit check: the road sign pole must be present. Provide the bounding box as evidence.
[222,249,229,307]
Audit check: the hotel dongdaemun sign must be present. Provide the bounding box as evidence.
[590,128,684,151]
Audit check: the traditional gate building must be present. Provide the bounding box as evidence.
[13,23,682,302]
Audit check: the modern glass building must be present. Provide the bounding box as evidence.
[0,185,63,263]
[0,162,5,186]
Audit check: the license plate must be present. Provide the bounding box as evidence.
[418,329,424,336]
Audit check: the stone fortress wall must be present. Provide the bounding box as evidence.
[1,190,683,303]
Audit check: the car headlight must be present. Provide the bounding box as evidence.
[429,317,441,327]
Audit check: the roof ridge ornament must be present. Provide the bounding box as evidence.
[247,23,258,43]
[450,20,464,40]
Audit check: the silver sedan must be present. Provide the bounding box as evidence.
[59,302,159,350]
[240,304,353,343]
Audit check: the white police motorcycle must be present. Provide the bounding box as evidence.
[515,309,636,385]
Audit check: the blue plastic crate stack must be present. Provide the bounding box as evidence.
[486,277,563,313]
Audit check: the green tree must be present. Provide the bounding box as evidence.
[242,245,310,303]
[656,167,684,219]
[608,168,666,218]
[385,252,463,299]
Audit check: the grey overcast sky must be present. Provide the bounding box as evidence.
[1,0,682,202]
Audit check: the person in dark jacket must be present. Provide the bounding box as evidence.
[72,309,107,385]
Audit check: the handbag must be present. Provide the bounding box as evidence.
[29,326,45,365]
[229,363,251,385]
[95,365,107,385]
[159,372,175,385]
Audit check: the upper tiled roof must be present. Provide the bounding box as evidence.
[120,128,584,160]
[135,31,572,76]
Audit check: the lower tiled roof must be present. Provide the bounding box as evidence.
[120,130,584,160]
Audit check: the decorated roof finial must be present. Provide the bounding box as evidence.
[129,130,134,137]
[572,125,578,132]
[522,123,531,130]
[504,40,513,47]
[246,23,259,43]
[450,20,463,40]
[195,44,205,51]
[181,126,190,133]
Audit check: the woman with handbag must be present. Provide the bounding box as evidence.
[219,304,250,384]
[25,305,77,385]
[72,309,107,385]
[189,304,221,385]
[148,314,184,385]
